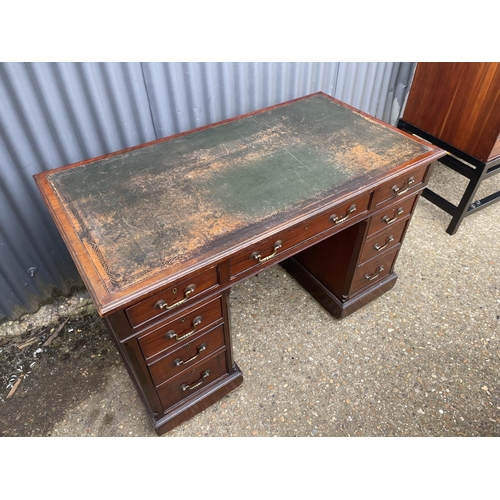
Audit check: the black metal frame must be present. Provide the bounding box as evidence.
[398,119,500,235]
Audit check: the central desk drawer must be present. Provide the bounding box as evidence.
[156,348,228,410]
[229,192,372,278]
[138,295,224,361]
[125,266,219,328]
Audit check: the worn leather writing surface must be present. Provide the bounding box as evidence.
[46,94,431,299]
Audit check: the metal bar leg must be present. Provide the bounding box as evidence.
[445,165,486,235]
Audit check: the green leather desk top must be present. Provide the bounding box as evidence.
[40,93,437,313]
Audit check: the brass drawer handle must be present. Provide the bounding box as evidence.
[373,235,394,252]
[174,343,207,367]
[166,316,202,342]
[382,207,403,225]
[251,240,282,263]
[392,176,415,197]
[364,266,384,281]
[330,204,356,225]
[154,284,196,311]
[181,369,210,391]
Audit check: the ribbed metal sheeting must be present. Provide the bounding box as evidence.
[0,62,416,321]
[142,62,414,137]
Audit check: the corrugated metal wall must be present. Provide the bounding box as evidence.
[0,62,416,321]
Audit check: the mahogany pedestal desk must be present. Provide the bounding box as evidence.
[34,93,444,435]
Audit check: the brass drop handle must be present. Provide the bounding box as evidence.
[174,343,207,367]
[382,207,403,225]
[392,176,415,196]
[181,369,210,391]
[251,240,282,263]
[364,266,384,281]
[330,204,356,225]
[165,316,202,342]
[373,235,394,252]
[154,284,196,311]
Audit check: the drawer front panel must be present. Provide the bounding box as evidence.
[149,324,225,387]
[126,266,219,328]
[229,192,371,279]
[157,348,228,410]
[374,163,428,207]
[138,296,224,361]
[367,195,417,237]
[350,247,399,295]
[359,219,408,264]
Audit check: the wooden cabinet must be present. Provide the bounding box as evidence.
[34,92,444,435]
[399,62,500,234]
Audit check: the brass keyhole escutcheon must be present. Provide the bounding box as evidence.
[181,317,185,323]
[305,224,309,230]
[186,343,191,349]
[172,287,177,294]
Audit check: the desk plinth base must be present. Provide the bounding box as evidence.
[281,257,398,319]
[154,365,243,436]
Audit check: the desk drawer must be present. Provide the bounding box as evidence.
[374,163,428,207]
[138,295,224,361]
[125,267,218,328]
[229,192,371,278]
[350,247,399,295]
[157,348,228,410]
[367,195,417,237]
[359,218,408,264]
[149,324,225,387]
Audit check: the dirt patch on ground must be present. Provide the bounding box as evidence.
[0,313,122,437]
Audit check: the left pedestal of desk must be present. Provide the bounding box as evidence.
[104,287,243,436]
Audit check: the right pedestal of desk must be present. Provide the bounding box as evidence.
[283,188,424,319]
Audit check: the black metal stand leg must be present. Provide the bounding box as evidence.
[445,169,484,235]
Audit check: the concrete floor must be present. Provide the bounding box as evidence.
[3,161,500,438]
